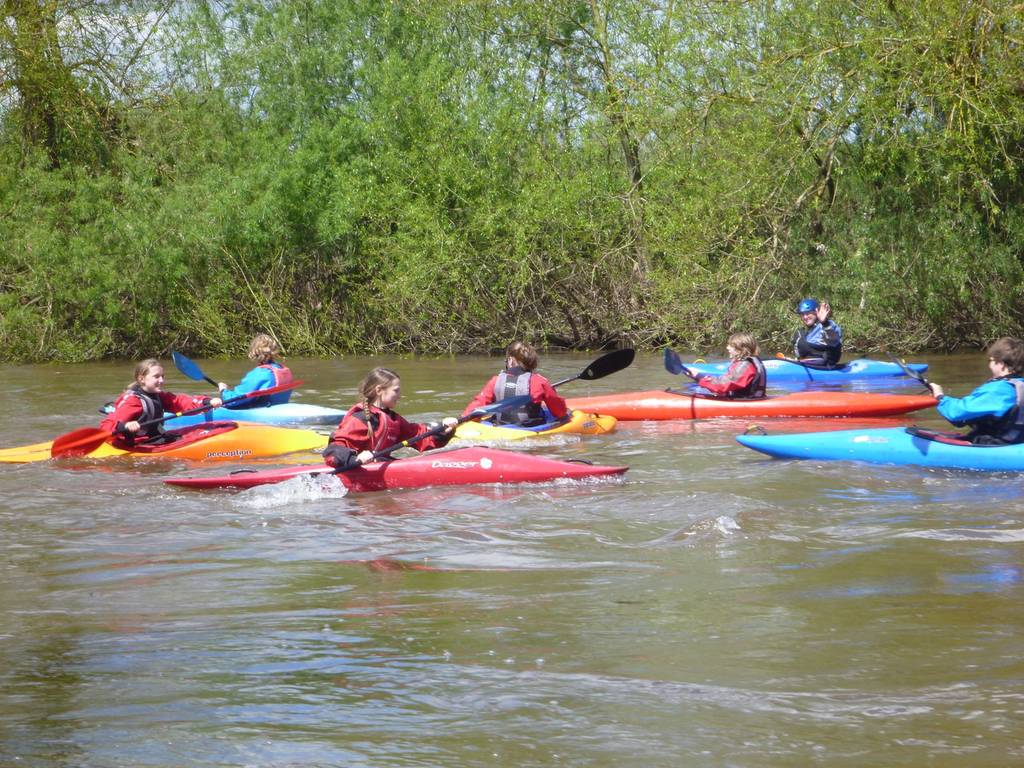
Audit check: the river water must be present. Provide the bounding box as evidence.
[1,352,1021,767]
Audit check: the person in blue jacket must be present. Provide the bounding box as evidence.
[217,333,294,408]
[792,298,842,367]
[929,337,1024,445]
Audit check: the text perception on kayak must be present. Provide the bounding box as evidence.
[431,457,493,469]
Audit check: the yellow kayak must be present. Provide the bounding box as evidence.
[0,421,327,463]
[454,409,616,442]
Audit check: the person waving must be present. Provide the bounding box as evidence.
[792,298,843,367]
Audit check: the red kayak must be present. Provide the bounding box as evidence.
[164,446,627,492]
[565,389,936,421]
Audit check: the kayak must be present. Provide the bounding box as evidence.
[164,446,628,492]
[453,409,617,442]
[686,357,928,382]
[0,422,328,463]
[564,389,936,421]
[100,401,345,427]
[737,426,1024,471]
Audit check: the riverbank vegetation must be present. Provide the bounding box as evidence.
[1,1,1021,361]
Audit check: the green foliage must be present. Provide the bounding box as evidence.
[0,0,1022,361]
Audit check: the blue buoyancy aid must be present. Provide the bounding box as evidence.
[792,321,843,366]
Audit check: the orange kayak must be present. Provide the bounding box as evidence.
[564,389,937,421]
[0,422,327,463]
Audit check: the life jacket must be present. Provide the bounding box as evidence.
[105,385,177,446]
[493,368,544,426]
[966,378,1024,445]
[694,357,767,400]
[123,385,165,439]
[734,356,767,400]
[254,362,293,405]
[793,324,841,366]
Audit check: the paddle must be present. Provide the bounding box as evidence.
[888,354,933,393]
[172,351,219,388]
[306,395,534,477]
[663,348,699,380]
[371,396,532,460]
[553,348,635,387]
[50,380,303,459]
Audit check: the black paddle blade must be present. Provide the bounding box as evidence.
[579,348,635,381]
[553,348,635,387]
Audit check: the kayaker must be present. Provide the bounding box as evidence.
[217,333,293,408]
[792,298,843,367]
[928,337,1024,445]
[690,333,767,399]
[100,359,222,445]
[463,341,568,426]
[323,367,458,469]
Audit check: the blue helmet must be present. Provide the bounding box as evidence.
[796,298,819,314]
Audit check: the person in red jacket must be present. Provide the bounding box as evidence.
[463,341,568,427]
[323,367,458,470]
[100,358,222,445]
[691,333,767,399]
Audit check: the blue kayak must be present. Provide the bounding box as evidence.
[101,402,345,428]
[688,357,928,382]
[737,427,1024,471]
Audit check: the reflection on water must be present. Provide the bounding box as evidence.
[1,353,1023,766]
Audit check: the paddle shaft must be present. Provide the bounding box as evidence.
[318,395,532,475]
[136,379,302,430]
[888,354,931,388]
[369,399,529,460]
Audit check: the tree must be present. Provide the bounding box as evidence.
[0,0,174,167]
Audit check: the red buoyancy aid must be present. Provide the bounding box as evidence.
[256,363,293,404]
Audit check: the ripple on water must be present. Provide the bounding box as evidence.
[897,527,1024,543]
[232,474,352,509]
